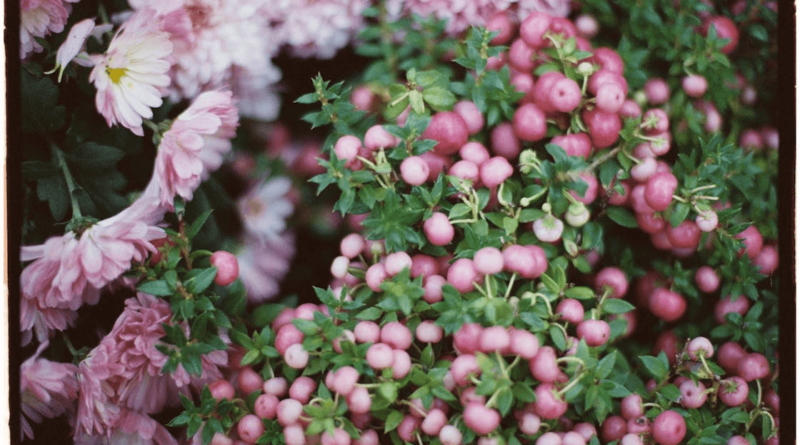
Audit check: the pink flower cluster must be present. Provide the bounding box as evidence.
[21,341,79,440]
[74,293,227,444]
[20,0,79,59]
[154,90,239,209]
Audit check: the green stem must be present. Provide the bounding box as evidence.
[53,147,82,219]
[557,371,585,397]
[503,273,517,299]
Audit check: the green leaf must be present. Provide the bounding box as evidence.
[356,307,382,321]
[67,142,125,170]
[603,299,635,314]
[36,175,70,221]
[137,280,173,297]
[606,207,639,228]
[423,87,456,110]
[21,69,66,133]
[550,325,567,351]
[670,202,691,228]
[187,209,214,239]
[379,383,398,403]
[186,268,218,294]
[595,352,616,379]
[384,411,404,432]
[640,355,668,380]
[565,287,595,300]
[292,319,319,336]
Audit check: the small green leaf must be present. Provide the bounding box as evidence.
[603,299,635,314]
[606,207,639,228]
[137,280,173,297]
[565,287,595,300]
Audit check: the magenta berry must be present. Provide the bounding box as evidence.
[519,412,542,435]
[410,253,438,278]
[400,156,430,186]
[283,424,305,445]
[702,16,739,54]
[549,78,582,112]
[237,414,265,444]
[754,245,779,275]
[237,367,264,396]
[453,101,484,135]
[728,436,749,445]
[534,383,568,419]
[450,160,480,184]
[210,251,239,286]
[621,394,643,420]
[289,377,316,404]
[397,415,420,442]
[665,220,701,250]
[687,337,714,360]
[346,386,372,414]
[737,353,770,381]
[714,295,750,324]
[735,225,763,258]
[513,103,548,142]
[392,349,412,379]
[718,342,747,373]
[502,244,541,279]
[679,380,707,408]
[366,343,394,370]
[718,377,749,406]
[339,233,366,259]
[422,111,469,156]
[556,298,585,324]
[576,319,610,347]
[380,322,413,350]
[644,172,678,212]
[682,75,708,97]
[424,212,455,246]
[255,393,279,419]
[454,323,483,355]
[582,108,621,149]
[330,256,350,279]
[695,266,720,293]
[644,78,670,104]
[520,12,552,48]
[530,346,562,383]
[508,38,537,72]
[551,133,592,159]
[464,402,501,435]
[630,157,657,182]
[596,82,625,113]
[601,415,627,443]
[487,12,516,44]
[534,71,567,114]
[595,267,628,298]
[490,122,521,159]
[652,410,686,445]
[649,288,687,322]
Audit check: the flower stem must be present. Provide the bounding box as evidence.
[503,273,517,299]
[53,146,82,220]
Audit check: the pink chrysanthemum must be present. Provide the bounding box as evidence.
[237,233,296,303]
[238,177,294,243]
[515,0,571,21]
[20,186,164,344]
[154,90,239,209]
[75,409,178,445]
[20,0,78,59]
[21,341,80,440]
[387,0,513,35]
[75,293,227,441]
[270,0,370,59]
[89,7,172,136]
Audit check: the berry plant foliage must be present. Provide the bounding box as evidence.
[16,1,781,445]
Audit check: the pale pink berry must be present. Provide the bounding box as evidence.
[627,416,651,435]
[401,156,430,186]
[454,101,484,135]
[422,112,469,156]
[272,308,296,331]
[208,379,235,401]
[735,225,763,258]
[416,321,444,343]
[354,429,378,445]
[643,108,670,134]
[649,288,687,322]
[439,425,463,445]
[321,428,350,445]
[351,86,375,112]
[237,367,264,396]
[340,234,366,259]
[331,256,350,279]
[533,216,564,243]
[385,252,413,276]
[284,344,309,369]
[480,326,511,353]
[596,82,625,113]
[588,70,628,96]
[520,12,552,48]
[630,157,657,182]
[652,410,686,445]
[354,321,381,344]
[392,349,412,379]
[210,433,233,445]
[450,160,480,184]
[682,75,708,98]
[365,263,387,292]
[621,394,643,420]
[237,414,265,444]
[424,212,455,246]
[569,172,599,204]
[490,122,521,159]
[621,434,644,445]
[753,245,779,275]
[277,399,304,428]
[397,415,420,442]
[487,12,516,44]
[575,14,599,38]
[423,275,447,303]
[549,78,582,113]
[534,383,568,419]
[619,100,642,119]
[728,436,749,445]
[529,347,561,383]
[764,388,779,414]
[695,266,720,293]
[696,210,718,232]
[364,125,398,151]
[447,258,478,293]
[421,151,451,182]
[737,353,770,381]
[680,380,707,408]
[211,251,240,286]
[572,423,597,442]
[275,324,304,355]
[718,377,749,406]
[332,366,359,396]
[577,319,610,347]
[714,295,750,324]
[451,354,480,386]
[644,78,670,105]
[480,156,515,188]
[464,402,501,435]
[687,337,714,360]
[366,343,394,370]
[460,142,490,166]
[595,267,629,298]
[421,409,448,436]
[380,322,413,350]
[347,386,372,414]
[289,377,316,404]
[519,412,542,435]
[536,432,562,445]
[255,394,280,419]
[556,299,585,324]
[702,16,739,54]
[459,387,485,407]
[514,103,548,142]
[334,135,362,163]
[284,424,306,445]
[474,247,504,275]
[502,245,540,279]
[563,431,586,445]
[509,329,540,359]
[453,323,483,355]
[261,377,287,397]
[410,254,439,278]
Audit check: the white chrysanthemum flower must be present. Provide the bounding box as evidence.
[238,177,294,244]
[237,234,296,303]
[89,7,172,136]
[271,0,370,59]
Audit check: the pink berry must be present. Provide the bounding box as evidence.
[351,86,375,112]
[364,125,398,151]
[714,295,750,324]
[420,151,451,182]
[556,299,585,324]
[728,436,749,445]
[549,78,582,113]
[334,135,362,163]
[582,108,621,149]
[490,122,521,159]
[255,394,280,419]
[331,256,350,279]
[533,216,564,243]
[563,431,586,445]
[636,212,665,234]
[366,343,394,370]
[519,412,542,435]
[210,433,233,445]
[439,425,463,445]
[385,252,412,276]
[621,394,643,420]
[401,156,430,186]
[380,322,413,350]
[680,380,707,408]
[577,319,610,347]
[480,326,511,353]
[512,72,536,103]
[621,434,643,445]
[237,414,265,444]
[666,220,701,250]
[447,258,479,293]
[595,267,628,298]
[454,101,484,135]
[644,78,670,105]
[682,75,708,98]
[210,251,239,286]
[451,354,481,386]
[208,379,235,402]
[529,347,562,383]
[474,247,504,275]
[464,402,501,435]
[652,410,686,445]
[509,328,540,359]
[718,377,749,406]
[536,432,562,445]
[502,244,540,279]
[696,210,718,232]
[237,367,264,396]
[534,71,567,114]
[508,38,537,72]
[480,156,514,188]
[550,133,592,159]
[332,366,359,396]
[295,303,322,321]
[687,337,714,360]
[592,48,624,74]
[284,344,309,369]
[737,353,770,381]
[569,172,599,204]
[353,430,377,445]
[423,275,447,303]
[347,386,372,414]
[421,409,448,436]
[410,254,439,278]
[454,323,483,355]
[601,416,627,443]
[487,12,516,44]
[572,423,597,441]
[702,16,739,54]
[289,377,316,404]
[272,308,296,331]
[365,263,387,292]
[619,100,642,119]
[416,321,444,343]
[718,342,747,374]
[534,383,568,419]
[649,288,687,322]
[627,416,651,435]
[397,415,420,442]
[450,160,480,184]
[513,103,548,142]
[321,428,350,445]
[644,172,678,212]
[630,157,657,182]
[520,12,552,48]
[695,266,720,293]
[753,245,778,275]
[340,234,366,259]
[588,70,628,96]
[735,225,763,258]
[596,82,625,113]
[392,349,412,379]
[422,112,469,156]
[459,142,491,166]
[354,321,381,344]
[424,212,455,246]
[575,14,599,38]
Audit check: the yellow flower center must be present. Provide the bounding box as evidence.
[106,67,127,84]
